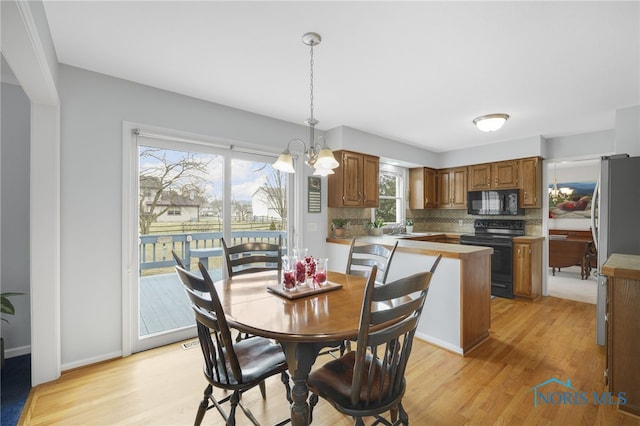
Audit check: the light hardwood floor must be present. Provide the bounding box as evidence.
[21,296,640,425]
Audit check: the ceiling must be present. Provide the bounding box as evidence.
[40,1,639,152]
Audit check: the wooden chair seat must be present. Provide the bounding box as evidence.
[174,261,292,425]
[306,352,395,410]
[308,259,438,425]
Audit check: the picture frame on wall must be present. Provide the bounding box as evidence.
[548,181,596,219]
[308,176,321,213]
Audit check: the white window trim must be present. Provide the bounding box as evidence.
[374,163,407,226]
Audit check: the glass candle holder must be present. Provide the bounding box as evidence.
[294,257,307,286]
[314,258,328,286]
[281,256,297,292]
[292,248,310,286]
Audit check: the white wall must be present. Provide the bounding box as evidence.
[546,130,615,160]
[615,105,640,156]
[0,82,31,354]
[58,65,329,366]
[325,125,439,168]
[439,135,546,168]
[2,0,62,386]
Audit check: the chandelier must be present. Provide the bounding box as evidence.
[548,163,574,203]
[273,32,339,176]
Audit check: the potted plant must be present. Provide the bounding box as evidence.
[1,292,22,369]
[368,218,385,236]
[405,219,414,233]
[331,218,349,238]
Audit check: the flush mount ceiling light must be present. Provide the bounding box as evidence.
[273,32,339,177]
[473,113,510,132]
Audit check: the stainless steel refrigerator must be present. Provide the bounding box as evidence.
[592,154,640,345]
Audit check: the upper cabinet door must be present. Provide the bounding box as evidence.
[409,167,437,209]
[468,163,492,190]
[362,154,379,207]
[468,161,518,190]
[451,167,468,208]
[438,167,467,209]
[492,160,519,189]
[518,157,542,208]
[328,150,380,208]
[341,151,364,206]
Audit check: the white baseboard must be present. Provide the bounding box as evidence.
[61,350,122,372]
[5,344,31,359]
[414,332,464,355]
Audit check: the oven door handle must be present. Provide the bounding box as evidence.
[461,240,512,248]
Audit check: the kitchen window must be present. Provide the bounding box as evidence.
[375,164,406,225]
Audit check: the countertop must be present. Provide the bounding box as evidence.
[602,253,640,280]
[513,236,546,243]
[326,234,493,260]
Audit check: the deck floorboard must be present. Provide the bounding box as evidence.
[139,269,223,336]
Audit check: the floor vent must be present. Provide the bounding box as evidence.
[181,340,199,350]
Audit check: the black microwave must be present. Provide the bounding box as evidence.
[467,189,523,215]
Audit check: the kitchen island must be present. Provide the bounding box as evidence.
[326,235,492,355]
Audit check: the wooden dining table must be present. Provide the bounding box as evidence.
[213,270,368,426]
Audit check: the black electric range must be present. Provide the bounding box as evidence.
[460,219,525,299]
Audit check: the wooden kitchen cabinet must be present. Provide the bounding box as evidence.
[328,150,379,208]
[518,157,542,208]
[409,167,438,209]
[468,163,492,190]
[438,167,467,208]
[468,160,518,190]
[602,254,640,417]
[513,237,542,300]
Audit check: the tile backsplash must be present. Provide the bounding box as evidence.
[327,207,543,237]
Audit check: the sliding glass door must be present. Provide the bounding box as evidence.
[125,127,287,353]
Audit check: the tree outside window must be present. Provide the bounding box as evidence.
[375,165,405,224]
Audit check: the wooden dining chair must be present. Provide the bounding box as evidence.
[321,238,399,359]
[221,236,282,341]
[221,236,282,278]
[171,249,187,269]
[307,261,436,425]
[345,237,398,285]
[174,262,292,426]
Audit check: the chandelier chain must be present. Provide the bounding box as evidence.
[309,42,314,122]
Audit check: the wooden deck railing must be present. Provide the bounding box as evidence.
[139,230,287,275]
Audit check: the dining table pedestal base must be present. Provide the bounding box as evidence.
[281,340,341,426]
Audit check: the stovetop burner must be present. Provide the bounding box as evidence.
[460,219,525,245]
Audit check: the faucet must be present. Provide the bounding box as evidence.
[392,221,406,235]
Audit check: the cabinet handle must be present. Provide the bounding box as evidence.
[487,177,490,186]
[425,198,428,206]
[518,248,521,255]
[495,177,498,185]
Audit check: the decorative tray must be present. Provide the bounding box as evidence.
[267,281,342,300]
